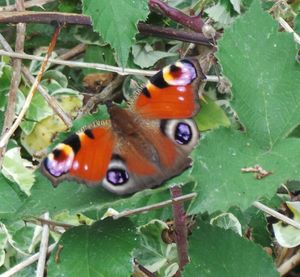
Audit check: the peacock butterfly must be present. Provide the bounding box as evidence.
[41,59,205,195]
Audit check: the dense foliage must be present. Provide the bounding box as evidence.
[0,0,300,276]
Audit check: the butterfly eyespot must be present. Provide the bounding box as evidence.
[161,119,199,151]
[169,64,180,73]
[106,168,129,186]
[102,158,136,194]
[163,60,197,86]
[43,144,75,178]
[175,122,192,145]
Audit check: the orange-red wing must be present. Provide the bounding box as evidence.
[135,84,198,119]
[69,127,115,183]
[134,59,202,119]
[119,143,157,176]
[151,131,177,168]
[43,126,115,185]
[118,126,177,176]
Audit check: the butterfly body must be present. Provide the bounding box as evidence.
[42,59,205,195]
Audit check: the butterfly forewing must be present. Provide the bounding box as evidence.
[42,126,115,185]
[134,59,204,119]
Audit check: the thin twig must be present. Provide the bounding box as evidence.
[0,49,157,76]
[77,75,125,118]
[0,0,26,168]
[56,43,86,61]
[0,25,61,148]
[113,193,196,220]
[170,186,189,273]
[0,49,220,81]
[0,34,72,127]
[0,11,92,25]
[0,0,56,11]
[36,212,50,277]
[0,11,213,46]
[149,0,204,32]
[277,251,300,276]
[26,217,74,229]
[133,258,157,277]
[277,16,300,45]
[253,201,300,229]
[0,243,56,277]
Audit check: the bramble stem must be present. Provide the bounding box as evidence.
[170,186,189,272]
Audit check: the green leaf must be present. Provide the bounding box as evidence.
[53,211,95,226]
[134,220,178,275]
[205,4,234,26]
[0,64,11,111]
[183,221,279,277]
[58,0,81,13]
[0,174,23,216]
[20,92,53,135]
[189,1,300,214]
[246,207,272,247]
[47,218,137,276]
[21,94,82,155]
[122,75,148,101]
[194,96,231,131]
[25,24,78,49]
[295,14,300,34]
[132,44,178,68]
[16,170,175,225]
[83,45,115,74]
[16,172,118,219]
[16,168,197,226]
[216,0,300,150]
[82,0,150,66]
[29,50,57,75]
[210,212,242,236]
[230,0,242,13]
[2,148,35,196]
[42,70,68,89]
[4,220,37,254]
[273,201,300,248]
[74,26,107,46]
[189,128,300,214]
